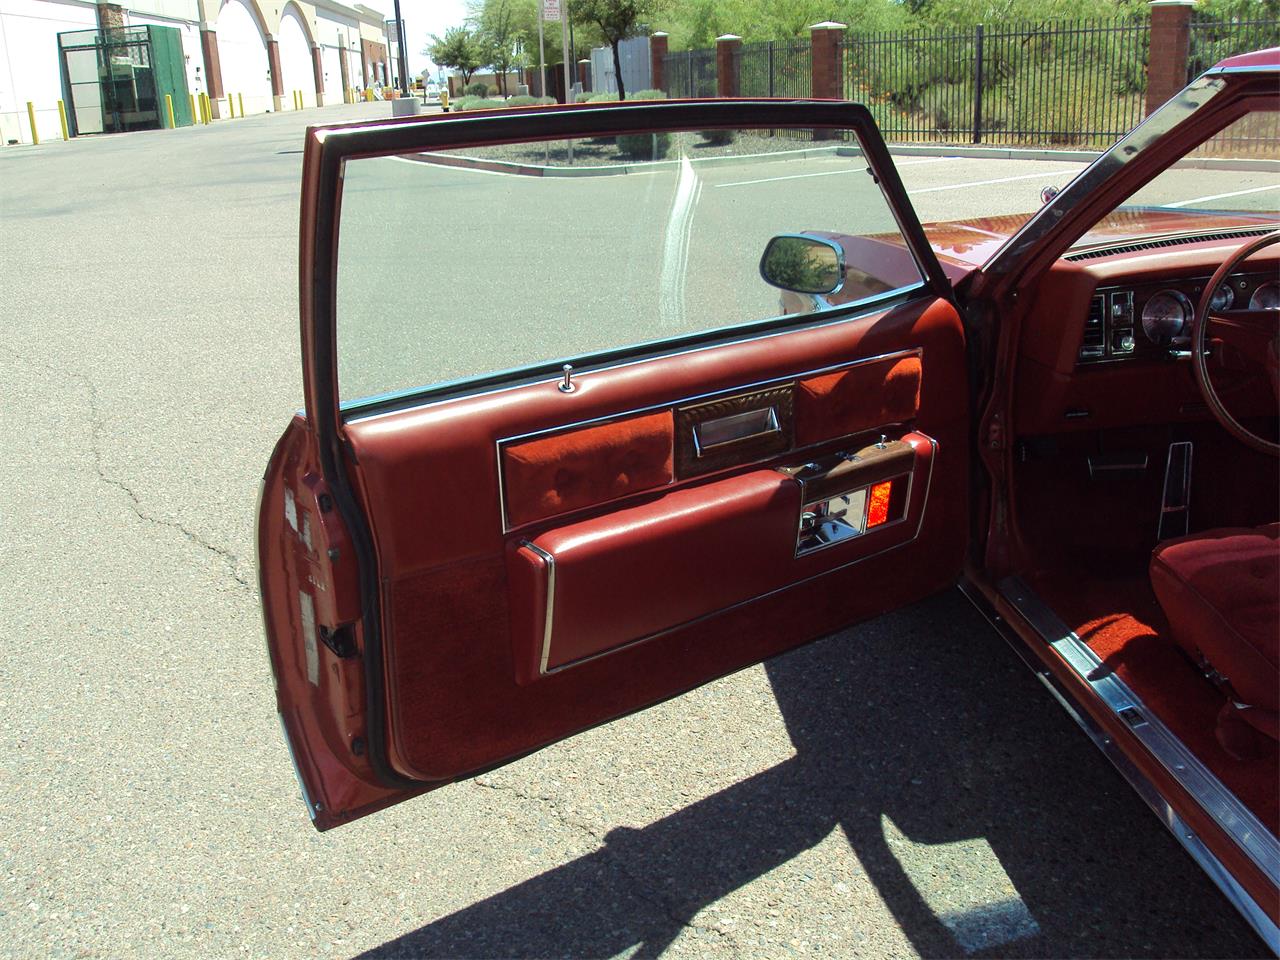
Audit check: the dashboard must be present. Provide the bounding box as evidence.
[1078,270,1279,364]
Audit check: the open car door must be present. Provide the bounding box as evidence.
[258,100,972,829]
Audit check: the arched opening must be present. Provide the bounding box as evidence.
[278,4,315,107]
[216,0,272,114]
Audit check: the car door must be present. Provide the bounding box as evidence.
[259,100,972,829]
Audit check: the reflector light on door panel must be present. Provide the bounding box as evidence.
[867,480,894,527]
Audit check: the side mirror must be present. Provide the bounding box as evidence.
[759,235,844,295]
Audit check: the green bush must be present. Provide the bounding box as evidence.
[487,84,500,97]
[453,96,506,111]
[630,89,666,100]
[616,131,672,160]
[464,81,489,98]
[586,92,618,102]
[698,129,736,145]
[506,95,539,107]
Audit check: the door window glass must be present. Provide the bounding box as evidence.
[335,125,927,405]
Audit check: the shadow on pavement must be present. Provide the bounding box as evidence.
[360,589,1265,959]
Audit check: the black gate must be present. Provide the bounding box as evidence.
[59,26,163,136]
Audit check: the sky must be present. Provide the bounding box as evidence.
[374,0,470,79]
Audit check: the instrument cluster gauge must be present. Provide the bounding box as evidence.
[1208,283,1234,312]
[1141,289,1193,344]
[1249,280,1280,311]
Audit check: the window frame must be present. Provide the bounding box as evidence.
[302,100,955,429]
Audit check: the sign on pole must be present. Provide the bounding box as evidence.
[542,0,561,22]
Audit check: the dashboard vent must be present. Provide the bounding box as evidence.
[1079,294,1106,360]
[1064,228,1274,262]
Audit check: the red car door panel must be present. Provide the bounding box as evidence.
[259,100,970,829]
[339,295,966,786]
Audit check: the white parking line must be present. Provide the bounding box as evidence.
[908,168,1081,195]
[1166,183,1280,207]
[714,156,952,188]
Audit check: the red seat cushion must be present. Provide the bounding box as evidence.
[1150,523,1280,715]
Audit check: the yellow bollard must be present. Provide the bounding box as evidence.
[164,93,175,129]
[238,92,245,117]
[57,99,69,140]
[228,93,236,119]
[189,93,196,125]
[26,101,39,144]
[202,93,210,124]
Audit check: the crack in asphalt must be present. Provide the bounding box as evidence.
[3,345,254,590]
[470,777,742,950]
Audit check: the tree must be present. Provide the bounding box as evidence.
[571,0,659,99]
[474,0,522,95]
[426,26,485,85]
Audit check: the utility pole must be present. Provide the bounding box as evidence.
[392,0,409,95]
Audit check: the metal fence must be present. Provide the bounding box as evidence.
[734,40,812,98]
[663,48,717,99]
[658,15,1278,146]
[843,19,1150,147]
[1188,16,1280,78]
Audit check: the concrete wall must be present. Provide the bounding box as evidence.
[1,0,388,142]
[0,0,97,144]
[213,0,271,113]
[277,1,312,104]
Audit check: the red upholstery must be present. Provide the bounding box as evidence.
[508,470,801,680]
[503,410,674,527]
[1151,523,1280,745]
[794,355,921,446]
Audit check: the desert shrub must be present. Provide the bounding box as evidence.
[698,129,736,145]
[630,89,666,100]
[507,95,539,107]
[464,81,489,98]
[453,96,506,111]
[616,131,672,160]
[488,84,500,97]
[586,92,618,102]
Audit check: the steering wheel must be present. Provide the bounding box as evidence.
[1191,230,1280,457]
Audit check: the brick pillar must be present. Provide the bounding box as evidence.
[266,38,284,111]
[716,35,742,97]
[810,21,846,99]
[201,28,224,100]
[311,44,325,106]
[360,45,369,87]
[578,59,590,93]
[1146,0,1196,115]
[650,31,668,95]
[338,44,351,102]
[810,21,846,140]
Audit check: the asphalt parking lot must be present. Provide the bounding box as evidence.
[0,102,1268,959]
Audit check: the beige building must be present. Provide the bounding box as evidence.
[1,0,397,143]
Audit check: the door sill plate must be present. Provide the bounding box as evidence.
[962,576,1279,952]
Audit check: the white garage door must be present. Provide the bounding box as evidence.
[321,44,343,100]
[216,0,271,114]
[278,6,314,107]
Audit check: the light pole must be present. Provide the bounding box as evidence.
[392,0,409,95]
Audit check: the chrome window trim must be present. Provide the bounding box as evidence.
[530,433,937,677]
[982,74,1230,279]
[494,346,923,533]
[340,288,932,422]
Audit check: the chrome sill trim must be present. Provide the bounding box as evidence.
[959,579,1279,955]
[997,575,1280,890]
[495,346,923,533]
[519,541,557,676]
